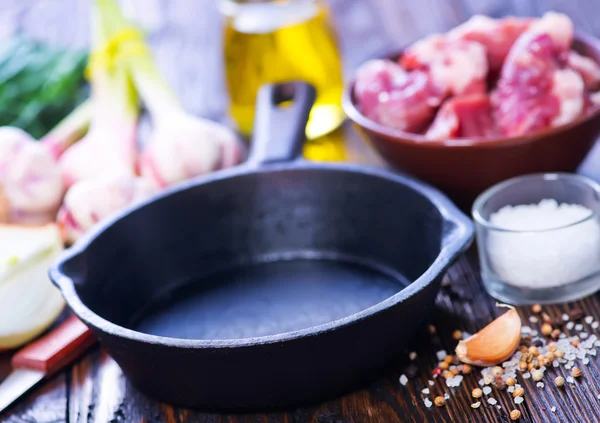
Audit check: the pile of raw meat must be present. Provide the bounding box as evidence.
[354,12,600,140]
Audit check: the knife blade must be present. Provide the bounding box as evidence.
[0,314,95,415]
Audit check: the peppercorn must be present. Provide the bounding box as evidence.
[569,308,584,321]
[513,387,525,397]
[554,376,565,387]
[510,409,521,421]
[532,304,542,314]
[493,377,507,390]
[506,377,516,386]
[472,388,483,399]
[571,367,582,378]
[434,396,445,407]
[541,323,553,336]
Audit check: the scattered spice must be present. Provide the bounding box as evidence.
[513,387,525,397]
[452,330,463,340]
[462,364,472,374]
[444,355,454,364]
[482,386,492,395]
[531,369,544,382]
[548,342,557,352]
[571,338,580,348]
[529,346,539,356]
[551,329,561,339]
[554,376,565,387]
[491,366,504,377]
[569,309,584,321]
[493,378,507,390]
[541,323,552,336]
[472,388,483,399]
[510,409,521,421]
[434,396,445,407]
[571,367,582,378]
[507,377,516,386]
[440,362,449,370]
[541,312,551,323]
[532,304,542,314]
[555,349,565,358]
[471,401,481,409]
[409,352,417,360]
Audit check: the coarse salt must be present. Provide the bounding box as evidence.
[422,388,430,395]
[483,386,492,395]
[515,397,524,405]
[576,324,584,331]
[436,350,447,361]
[424,398,432,408]
[552,406,557,412]
[444,393,450,400]
[529,316,538,323]
[567,322,575,330]
[428,380,435,386]
[487,199,600,288]
[399,375,408,385]
[563,314,570,321]
[585,316,594,324]
[487,398,497,405]
[537,382,545,388]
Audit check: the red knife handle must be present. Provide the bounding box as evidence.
[11,314,96,377]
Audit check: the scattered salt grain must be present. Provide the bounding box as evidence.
[585,316,594,324]
[478,379,485,386]
[537,382,545,388]
[531,330,539,336]
[399,375,408,385]
[497,405,502,410]
[576,324,584,331]
[559,333,567,339]
[436,350,447,361]
[593,322,599,329]
[428,380,435,386]
[552,406,557,413]
[553,360,560,368]
[597,394,600,400]
[444,393,450,400]
[567,322,575,330]
[515,397,524,405]
[563,314,570,321]
[424,398,432,408]
[521,326,532,334]
[584,357,590,365]
[487,398,497,406]
[567,376,575,384]
[409,352,417,360]
[529,316,538,323]
[422,388,430,395]
[581,332,589,339]
[523,372,531,379]
[508,386,515,393]
[446,375,464,388]
[483,386,492,395]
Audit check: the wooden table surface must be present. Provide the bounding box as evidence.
[3,0,600,422]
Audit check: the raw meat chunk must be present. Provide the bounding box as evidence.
[402,15,532,72]
[493,13,584,136]
[401,38,488,96]
[426,94,494,140]
[448,15,534,71]
[567,51,600,90]
[354,59,444,132]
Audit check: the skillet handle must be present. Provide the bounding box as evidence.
[247,82,317,166]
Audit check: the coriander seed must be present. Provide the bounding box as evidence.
[531,369,544,382]
[541,323,552,336]
[472,388,482,398]
[434,396,445,407]
[451,367,460,376]
[444,355,453,364]
[554,376,565,387]
[532,304,542,314]
[461,364,472,374]
[529,346,539,356]
[548,342,557,352]
[571,367,582,378]
[506,377,516,386]
[513,387,525,397]
[439,361,449,370]
[452,330,462,340]
[491,366,504,377]
[555,349,565,358]
[510,409,521,421]
[572,338,580,348]
[545,352,554,361]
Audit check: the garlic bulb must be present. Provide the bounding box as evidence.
[0,223,65,350]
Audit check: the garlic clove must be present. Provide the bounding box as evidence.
[0,223,65,350]
[456,304,522,366]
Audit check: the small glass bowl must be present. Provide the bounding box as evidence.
[472,173,600,305]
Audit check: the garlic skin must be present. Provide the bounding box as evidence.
[57,172,157,244]
[139,111,245,188]
[0,223,65,350]
[0,127,65,224]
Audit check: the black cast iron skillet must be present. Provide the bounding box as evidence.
[50,82,474,411]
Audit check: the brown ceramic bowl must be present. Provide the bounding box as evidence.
[342,33,600,208]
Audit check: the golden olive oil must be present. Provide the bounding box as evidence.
[221,0,346,159]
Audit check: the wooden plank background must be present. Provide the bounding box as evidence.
[2,0,600,422]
